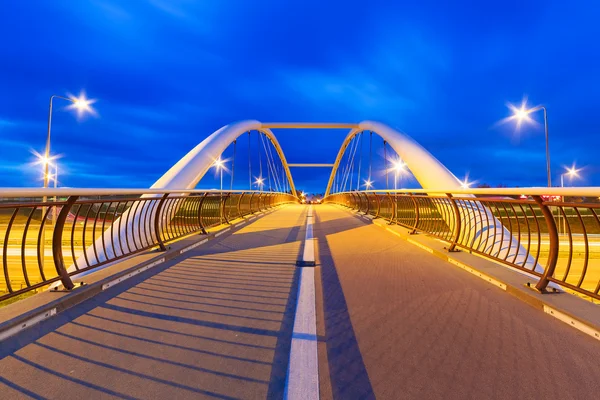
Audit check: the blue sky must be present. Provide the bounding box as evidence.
[1,0,599,193]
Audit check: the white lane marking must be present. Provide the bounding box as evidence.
[543,305,600,341]
[0,308,57,342]
[285,266,319,399]
[102,257,165,291]
[301,209,316,266]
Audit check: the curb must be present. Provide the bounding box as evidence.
[0,208,277,342]
[340,206,600,342]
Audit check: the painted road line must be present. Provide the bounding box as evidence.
[544,305,600,341]
[0,308,57,342]
[102,257,165,291]
[299,207,316,266]
[285,205,319,400]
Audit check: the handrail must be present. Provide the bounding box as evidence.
[0,190,297,303]
[327,187,600,197]
[324,190,600,302]
[0,188,295,198]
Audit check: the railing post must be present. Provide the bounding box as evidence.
[364,192,370,215]
[154,193,170,251]
[52,196,77,290]
[533,195,559,293]
[410,195,419,234]
[249,193,255,214]
[197,193,208,234]
[446,194,461,252]
[221,193,231,225]
[387,192,395,224]
[374,193,381,218]
[237,192,245,218]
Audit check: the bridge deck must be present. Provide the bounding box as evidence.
[1,204,600,399]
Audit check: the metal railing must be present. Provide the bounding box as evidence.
[325,188,600,301]
[0,188,296,302]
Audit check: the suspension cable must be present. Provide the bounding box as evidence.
[231,140,236,191]
[356,131,363,190]
[368,131,373,186]
[384,140,389,190]
[260,133,281,192]
[248,131,252,189]
[258,132,263,189]
[344,135,360,192]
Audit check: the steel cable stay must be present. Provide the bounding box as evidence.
[343,134,361,192]
[260,133,281,192]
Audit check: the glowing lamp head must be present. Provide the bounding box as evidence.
[364,179,373,189]
[67,91,97,118]
[213,158,224,169]
[393,160,406,172]
[566,166,579,178]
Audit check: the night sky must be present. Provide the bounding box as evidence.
[1,1,599,193]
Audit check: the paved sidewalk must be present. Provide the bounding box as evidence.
[0,205,306,400]
[314,204,600,400]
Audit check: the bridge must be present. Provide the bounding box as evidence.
[1,121,600,399]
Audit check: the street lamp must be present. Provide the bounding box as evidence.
[558,165,580,235]
[255,177,265,191]
[213,157,226,223]
[44,92,95,192]
[507,100,551,187]
[363,179,373,189]
[460,178,471,189]
[561,165,579,188]
[392,160,406,191]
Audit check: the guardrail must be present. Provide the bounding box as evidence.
[325,188,600,301]
[0,188,297,302]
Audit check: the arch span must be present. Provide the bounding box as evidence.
[324,121,542,274]
[61,121,298,285]
[325,121,462,196]
[153,120,297,196]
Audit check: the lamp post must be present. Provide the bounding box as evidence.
[559,166,579,235]
[508,101,551,187]
[40,92,95,268]
[213,157,225,223]
[392,160,405,220]
[255,177,265,192]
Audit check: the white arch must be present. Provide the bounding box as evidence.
[152,120,297,196]
[61,120,297,284]
[326,121,542,274]
[326,121,462,196]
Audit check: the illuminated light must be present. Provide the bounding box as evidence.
[66,91,97,118]
[363,179,373,189]
[213,157,224,169]
[460,177,471,189]
[392,159,406,172]
[498,98,541,130]
[566,165,579,178]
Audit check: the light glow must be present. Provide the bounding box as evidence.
[363,179,373,189]
[66,91,97,118]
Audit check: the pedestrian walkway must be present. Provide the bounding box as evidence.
[0,205,307,400]
[313,204,600,399]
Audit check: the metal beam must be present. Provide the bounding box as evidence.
[287,163,334,167]
[262,123,358,129]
